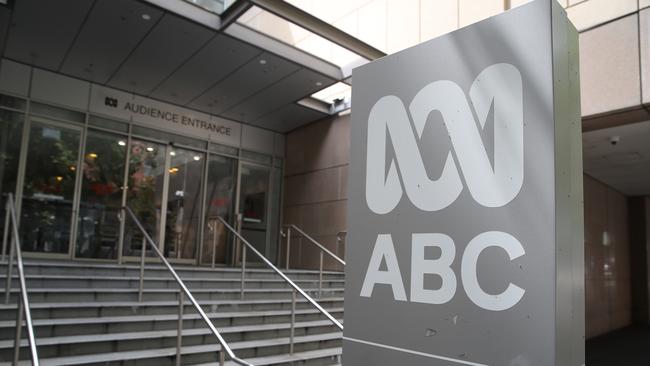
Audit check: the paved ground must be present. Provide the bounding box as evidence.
[586,326,650,365]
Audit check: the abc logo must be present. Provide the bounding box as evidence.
[104,97,118,108]
[365,63,524,214]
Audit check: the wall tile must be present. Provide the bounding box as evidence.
[420,0,457,41]
[459,0,504,27]
[567,0,638,31]
[579,14,641,117]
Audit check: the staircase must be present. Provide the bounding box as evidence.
[0,260,344,365]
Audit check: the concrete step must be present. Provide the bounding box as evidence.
[2,332,343,366]
[0,274,344,290]
[0,307,344,339]
[3,287,345,303]
[0,261,344,281]
[2,319,343,359]
[0,298,345,321]
[214,347,341,366]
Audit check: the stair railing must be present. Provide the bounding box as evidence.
[216,217,343,355]
[280,225,345,298]
[1,193,39,366]
[121,206,252,366]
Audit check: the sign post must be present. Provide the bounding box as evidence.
[343,0,584,365]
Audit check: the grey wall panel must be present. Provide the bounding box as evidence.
[0,5,10,56]
[274,133,285,157]
[242,124,274,154]
[188,52,299,116]
[221,68,335,122]
[4,0,93,70]
[253,103,327,133]
[0,59,30,96]
[60,0,163,84]
[31,68,90,110]
[108,14,213,95]
[150,35,261,106]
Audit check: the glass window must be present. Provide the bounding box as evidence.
[0,110,24,240]
[123,139,166,257]
[30,102,85,123]
[202,154,237,265]
[241,150,273,166]
[209,142,238,157]
[88,115,129,133]
[165,147,205,260]
[239,164,271,260]
[75,130,127,259]
[132,125,207,150]
[20,120,81,254]
[237,5,368,68]
[0,94,27,110]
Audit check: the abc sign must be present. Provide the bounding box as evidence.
[361,64,526,312]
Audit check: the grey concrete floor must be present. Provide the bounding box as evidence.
[586,326,650,365]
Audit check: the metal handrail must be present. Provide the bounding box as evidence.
[121,206,252,366]
[216,217,343,336]
[281,224,345,298]
[2,193,39,365]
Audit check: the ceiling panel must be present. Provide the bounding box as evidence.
[222,68,336,122]
[189,52,299,117]
[150,35,260,106]
[60,0,163,84]
[4,0,93,70]
[583,120,650,196]
[253,103,328,133]
[108,13,213,95]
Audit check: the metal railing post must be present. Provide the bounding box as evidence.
[290,289,296,355]
[240,244,246,300]
[138,236,146,302]
[5,232,15,305]
[318,251,323,299]
[211,220,217,269]
[285,226,291,270]
[219,349,225,366]
[1,204,9,262]
[176,290,184,366]
[13,298,23,365]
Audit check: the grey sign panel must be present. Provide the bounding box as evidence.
[343,1,583,365]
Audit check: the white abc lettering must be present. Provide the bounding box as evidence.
[410,233,457,305]
[360,234,408,301]
[461,231,526,311]
[366,63,524,214]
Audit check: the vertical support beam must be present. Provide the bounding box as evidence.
[285,227,291,270]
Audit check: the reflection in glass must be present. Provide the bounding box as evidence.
[20,121,80,254]
[0,111,24,240]
[239,164,270,258]
[202,155,236,265]
[165,148,204,260]
[123,139,166,257]
[75,130,126,259]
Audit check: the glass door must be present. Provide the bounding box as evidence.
[20,119,82,256]
[164,147,205,261]
[122,139,167,258]
[238,163,271,261]
[201,154,237,265]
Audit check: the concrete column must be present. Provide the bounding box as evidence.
[629,196,650,324]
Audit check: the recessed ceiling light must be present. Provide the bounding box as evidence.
[259,59,267,65]
[315,81,323,86]
[142,14,151,20]
[146,147,154,152]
